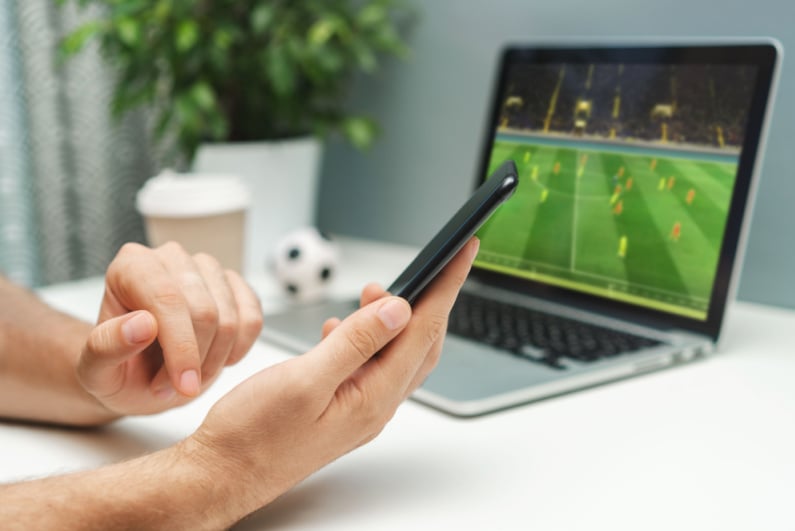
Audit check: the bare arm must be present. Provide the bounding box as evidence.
[0,276,108,425]
[0,440,247,530]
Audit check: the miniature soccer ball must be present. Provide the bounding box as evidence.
[272,227,339,303]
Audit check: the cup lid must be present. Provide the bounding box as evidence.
[136,170,250,218]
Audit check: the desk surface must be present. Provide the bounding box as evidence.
[3,237,795,530]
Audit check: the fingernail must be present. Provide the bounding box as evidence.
[179,370,200,396]
[377,298,410,330]
[122,312,154,344]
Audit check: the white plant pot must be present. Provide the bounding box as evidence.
[193,137,323,276]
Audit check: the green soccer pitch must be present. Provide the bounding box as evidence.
[474,137,739,320]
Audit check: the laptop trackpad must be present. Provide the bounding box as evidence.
[421,334,563,402]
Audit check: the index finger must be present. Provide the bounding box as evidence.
[104,244,202,396]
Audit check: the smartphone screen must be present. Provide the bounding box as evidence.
[388,160,518,304]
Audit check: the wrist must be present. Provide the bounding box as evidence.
[177,434,267,524]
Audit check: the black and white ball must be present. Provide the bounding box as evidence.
[272,227,339,303]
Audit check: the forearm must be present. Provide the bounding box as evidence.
[0,439,254,530]
[0,277,115,426]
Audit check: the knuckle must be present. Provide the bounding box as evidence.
[84,328,107,357]
[224,268,243,283]
[421,312,449,346]
[118,241,146,257]
[171,338,198,359]
[215,317,237,341]
[194,252,221,269]
[224,347,248,366]
[192,302,219,328]
[243,312,264,338]
[107,243,145,280]
[159,240,186,254]
[152,287,184,309]
[343,327,381,362]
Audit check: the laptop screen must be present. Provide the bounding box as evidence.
[473,43,779,334]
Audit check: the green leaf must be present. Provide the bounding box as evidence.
[357,4,387,27]
[351,40,377,73]
[190,82,215,111]
[176,20,199,52]
[308,18,336,46]
[342,116,378,150]
[175,92,203,139]
[312,46,344,76]
[371,24,409,57]
[207,111,229,140]
[115,18,140,47]
[110,81,156,117]
[213,28,233,51]
[59,20,102,56]
[265,46,295,96]
[251,4,275,34]
[153,1,171,22]
[111,0,150,19]
[154,107,175,139]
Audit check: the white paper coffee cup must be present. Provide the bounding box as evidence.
[136,170,250,272]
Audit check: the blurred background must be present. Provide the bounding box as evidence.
[1,0,792,310]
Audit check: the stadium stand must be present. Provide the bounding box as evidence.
[499,63,755,149]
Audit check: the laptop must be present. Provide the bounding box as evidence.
[261,39,781,417]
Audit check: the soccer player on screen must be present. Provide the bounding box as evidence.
[618,235,628,258]
[670,221,682,242]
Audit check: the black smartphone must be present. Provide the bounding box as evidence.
[388,160,519,305]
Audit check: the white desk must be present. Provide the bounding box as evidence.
[3,237,795,530]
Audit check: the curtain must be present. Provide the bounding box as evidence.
[0,0,156,287]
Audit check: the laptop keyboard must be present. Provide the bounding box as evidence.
[448,292,662,369]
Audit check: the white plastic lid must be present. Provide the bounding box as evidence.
[136,170,250,218]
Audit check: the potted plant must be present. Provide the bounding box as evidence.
[60,0,413,273]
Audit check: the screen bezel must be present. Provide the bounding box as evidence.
[471,41,780,341]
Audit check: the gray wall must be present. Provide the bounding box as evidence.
[317,0,795,310]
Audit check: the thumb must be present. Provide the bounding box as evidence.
[77,311,158,398]
[304,296,411,391]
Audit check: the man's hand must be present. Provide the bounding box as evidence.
[186,237,479,515]
[77,242,264,419]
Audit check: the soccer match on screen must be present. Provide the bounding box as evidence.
[475,62,757,320]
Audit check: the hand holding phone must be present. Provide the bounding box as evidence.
[388,160,518,304]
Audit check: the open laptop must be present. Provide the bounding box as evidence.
[261,40,781,417]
